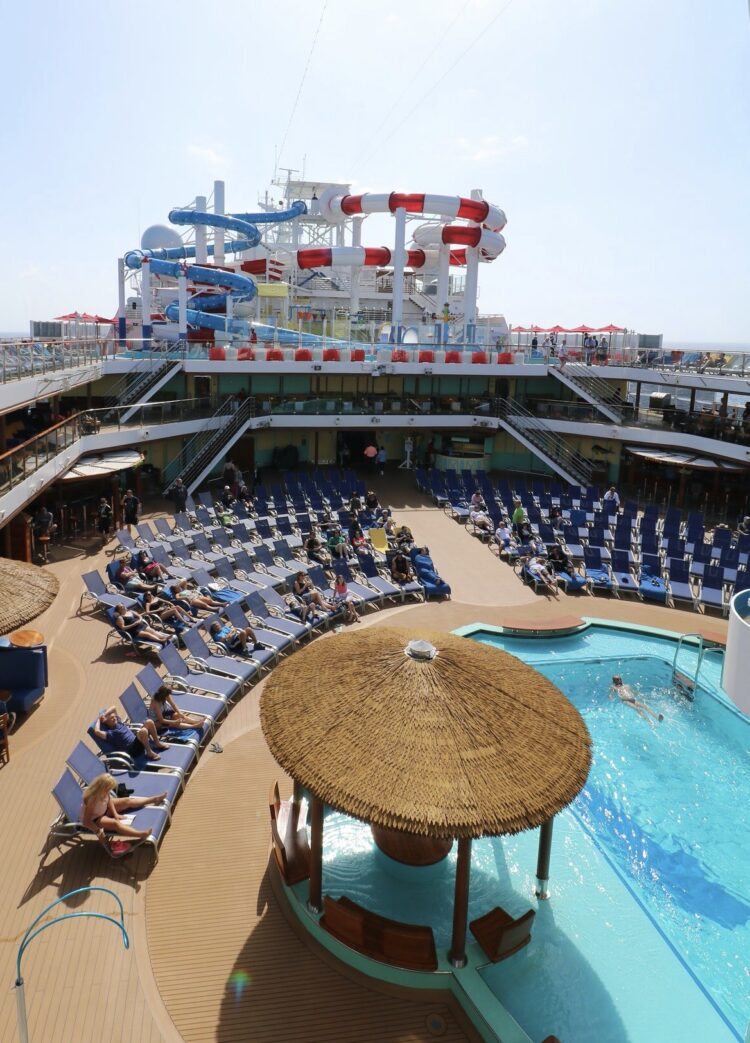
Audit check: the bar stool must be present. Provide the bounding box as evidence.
[38,535,50,562]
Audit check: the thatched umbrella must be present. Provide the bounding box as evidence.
[261,626,592,966]
[0,558,59,635]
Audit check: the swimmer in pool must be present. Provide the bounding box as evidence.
[609,675,664,726]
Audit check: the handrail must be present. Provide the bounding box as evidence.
[695,644,725,689]
[494,397,592,483]
[162,397,235,488]
[671,632,704,697]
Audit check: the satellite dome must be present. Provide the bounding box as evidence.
[141,224,183,251]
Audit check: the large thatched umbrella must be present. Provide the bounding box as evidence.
[0,558,59,635]
[261,626,592,966]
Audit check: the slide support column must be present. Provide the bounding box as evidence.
[391,207,407,344]
[195,195,208,264]
[141,258,152,351]
[214,181,225,266]
[117,258,127,347]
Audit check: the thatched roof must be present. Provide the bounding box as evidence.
[260,627,592,840]
[0,558,59,635]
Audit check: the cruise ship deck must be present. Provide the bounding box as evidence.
[0,471,730,1043]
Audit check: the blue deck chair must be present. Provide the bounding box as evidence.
[736,533,750,568]
[610,550,639,597]
[689,541,712,579]
[582,547,618,596]
[665,559,696,608]
[232,549,285,590]
[190,530,225,564]
[214,553,273,594]
[304,566,345,620]
[153,517,182,545]
[685,525,705,556]
[114,529,139,555]
[383,554,424,601]
[711,527,733,550]
[717,547,739,584]
[409,549,451,599]
[87,698,197,779]
[613,528,637,564]
[104,606,167,656]
[136,663,225,738]
[251,543,296,583]
[157,642,242,702]
[182,625,262,682]
[639,554,668,603]
[247,587,314,639]
[356,553,404,603]
[331,560,384,609]
[173,512,201,539]
[49,769,168,862]
[191,566,246,603]
[80,571,137,613]
[698,566,726,614]
[66,740,181,813]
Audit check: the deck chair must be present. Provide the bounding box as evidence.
[114,529,140,555]
[331,561,383,609]
[49,769,168,862]
[357,553,405,603]
[87,702,197,780]
[182,625,261,683]
[173,512,201,538]
[232,549,285,590]
[103,607,167,656]
[152,517,181,544]
[639,554,668,604]
[469,906,536,963]
[665,559,696,608]
[252,543,297,583]
[409,549,451,599]
[698,566,726,614]
[610,550,639,597]
[582,547,618,596]
[717,546,739,584]
[222,601,292,656]
[135,663,226,737]
[80,571,137,613]
[212,554,269,595]
[384,554,424,601]
[190,566,245,604]
[157,642,243,702]
[66,740,181,813]
[368,527,390,557]
[119,681,210,747]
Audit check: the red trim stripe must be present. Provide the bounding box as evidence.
[340,195,363,215]
[456,197,490,222]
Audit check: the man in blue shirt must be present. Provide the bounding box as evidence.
[93,707,169,761]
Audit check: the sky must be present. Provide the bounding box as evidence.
[1,0,749,340]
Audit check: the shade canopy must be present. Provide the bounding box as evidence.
[0,557,59,635]
[625,446,746,472]
[260,627,592,840]
[596,324,625,333]
[60,450,144,481]
[569,324,595,333]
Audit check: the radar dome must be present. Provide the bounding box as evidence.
[141,224,183,251]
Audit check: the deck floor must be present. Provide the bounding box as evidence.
[0,474,728,1042]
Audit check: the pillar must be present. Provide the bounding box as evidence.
[634,382,641,417]
[177,274,188,348]
[308,795,324,913]
[437,241,451,314]
[195,195,208,264]
[213,181,225,266]
[689,387,696,415]
[117,258,127,348]
[141,258,152,352]
[535,818,554,899]
[463,246,480,345]
[350,216,364,320]
[449,836,472,967]
[391,207,407,345]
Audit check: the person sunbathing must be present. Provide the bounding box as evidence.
[469,508,492,532]
[93,707,170,762]
[209,619,264,654]
[526,556,560,597]
[117,557,158,593]
[149,685,209,735]
[135,550,169,582]
[494,522,517,553]
[609,676,664,725]
[81,772,167,842]
[112,604,170,645]
[172,579,223,612]
[141,590,192,631]
[333,574,360,623]
[304,529,332,565]
[390,552,414,584]
[293,571,333,613]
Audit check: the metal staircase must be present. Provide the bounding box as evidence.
[162,397,256,494]
[493,397,593,486]
[549,362,623,422]
[101,348,183,423]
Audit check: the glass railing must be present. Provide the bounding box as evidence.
[0,340,105,383]
[267,396,495,417]
[528,398,750,443]
[0,397,215,496]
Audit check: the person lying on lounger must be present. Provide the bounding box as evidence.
[209,619,265,654]
[293,571,334,613]
[117,557,158,594]
[141,590,192,631]
[390,552,414,584]
[172,579,224,613]
[609,676,664,725]
[81,772,167,842]
[526,556,560,598]
[112,604,170,645]
[149,685,209,735]
[93,707,170,762]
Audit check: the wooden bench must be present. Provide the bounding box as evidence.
[469,905,535,963]
[269,782,310,886]
[321,895,437,972]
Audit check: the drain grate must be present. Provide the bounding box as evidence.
[425,1011,447,1036]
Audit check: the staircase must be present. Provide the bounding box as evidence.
[162,397,256,494]
[494,397,593,486]
[102,348,183,423]
[549,362,623,422]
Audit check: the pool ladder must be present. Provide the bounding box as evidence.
[672,634,725,699]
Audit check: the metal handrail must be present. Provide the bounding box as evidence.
[695,644,725,690]
[671,632,704,696]
[161,397,235,488]
[495,397,592,484]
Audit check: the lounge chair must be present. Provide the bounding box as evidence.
[103,606,168,656]
[639,554,669,604]
[49,768,169,862]
[409,549,451,599]
[135,662,226,737]
[119,681,212,746]
[88,697,197,781]
[79,571,137,613]
[368,527,390,557]
[181,625,262,683]
[232,549,286,590]
[357,553,404,603]
[157,642,243,702]
[610,550,639,597]
[582,547,618,596]
[219,601,291,656]
[665,559,696,608]
[469,905,536,963]
[66,740,181,814]
[698,565,726,614]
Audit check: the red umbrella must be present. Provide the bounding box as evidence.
[54,312,82,320]
[570,324,595,333]
[531,324,547,333]
[511,325,531,332]
[596,324,625,333]
[548,324,570,333]
[92,315,116,324]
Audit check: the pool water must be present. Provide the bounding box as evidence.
[318,626,749,1043]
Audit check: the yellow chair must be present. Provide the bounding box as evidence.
[368,528,389,555]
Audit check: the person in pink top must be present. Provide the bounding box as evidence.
[333,574,360,624]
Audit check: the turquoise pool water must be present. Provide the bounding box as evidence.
[317,625,749,1043]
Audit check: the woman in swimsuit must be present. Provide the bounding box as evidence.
[113,604,170,645]
[81,772,167,841]
[609,676,664,725]
[149,685,209,736]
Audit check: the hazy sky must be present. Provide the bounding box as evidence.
[2,0,748,339]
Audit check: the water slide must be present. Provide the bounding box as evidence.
[316,189,506,231]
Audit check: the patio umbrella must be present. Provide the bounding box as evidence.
[569,324,595,333]
[0,557,59,636]
[548,325,570,333]
[261,626,591,964]
[596,324,625,333]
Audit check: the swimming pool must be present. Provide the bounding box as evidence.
[317,624,748,1043]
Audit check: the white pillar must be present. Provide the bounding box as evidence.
[350,216,363,318]
[437,241,450,311]
[213,180,225,266]
[391,207,407,344]
[464,246,480,331]
[177,274,188,344]
[225,293,234,335]
[195,195,207,264]
[117,258,126,347]
[141,259,152,350]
